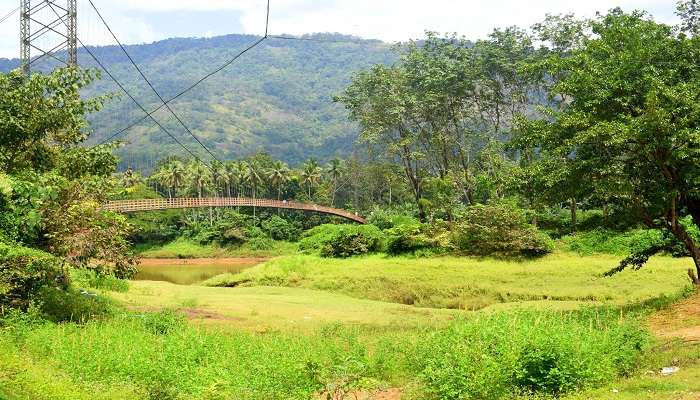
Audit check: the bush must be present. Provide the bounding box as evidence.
[70,268,129,293]
[299,224,384,258]
[562,220,700,257]
[138,309,186,335]
[415,310,650,399]
[38,287,115,323]
[0,243,66,310]
[386,221,452,255]
[452,204,554,257]
[562,228,665,256]
[367,207,420,230]
[262,215,302,241]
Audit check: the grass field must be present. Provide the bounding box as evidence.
[2,252,700,400]
[204,253,694,310]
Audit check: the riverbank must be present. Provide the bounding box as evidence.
[134,238,297,259]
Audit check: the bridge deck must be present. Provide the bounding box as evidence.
[105,198,366,224]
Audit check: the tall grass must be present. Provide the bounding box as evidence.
[0,307,652,400]
[204,253,693,310]
[414,309,650,399]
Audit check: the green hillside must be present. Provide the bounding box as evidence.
[0,33,395,166]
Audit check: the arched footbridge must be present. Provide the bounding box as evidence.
[105,198,367,224]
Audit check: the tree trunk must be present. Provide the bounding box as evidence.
[570,198,577,234]
[667,218,700,285]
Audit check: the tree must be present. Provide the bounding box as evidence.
[210,161,226,197]
[326,158,344,206]
[0,68,106,174]
[517,10,700,282]
[266,160,291,200]
[337,65,428,219]
[301,159,323,200]
[161,160,185,199]
[678,0,700,35]
[186,160,212,198]
[0,67,136,285]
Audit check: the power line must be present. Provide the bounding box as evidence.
[87,0,222,164]
[101,0,271,144]
[0,6,19,25]
[43,2,209,166]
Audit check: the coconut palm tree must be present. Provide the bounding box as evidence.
[122,168,143,188]
[160,160,186,199]
[301,158,323,200]
[243,160,266,218]
[210,161,225,197]
[186,160,212,198]
[326,158,344,206]
[266,160,291,200]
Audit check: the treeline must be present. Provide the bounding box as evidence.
[332,6,700,279]
[123,152,411,212]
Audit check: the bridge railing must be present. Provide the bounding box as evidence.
[104,197,366,223]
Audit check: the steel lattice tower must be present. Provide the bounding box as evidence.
[20,0,77,74]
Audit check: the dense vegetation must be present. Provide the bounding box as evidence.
[0,34,395,167]
[1,2,700,400]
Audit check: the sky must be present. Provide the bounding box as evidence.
[0,0,682,59]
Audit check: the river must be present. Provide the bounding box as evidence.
[134,258,266,285]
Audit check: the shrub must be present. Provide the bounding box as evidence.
[300,224,384,258]
[262,215,302,241]
[562,228,665,256]
[70,268,129,293]
[452,204,554,257]
[386,221,452,255]
[138,309,186,335]
[38,287,115,323]
[367,207,420,230]
[415,310,650,399]
[0,243,66,310]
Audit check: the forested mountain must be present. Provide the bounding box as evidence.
[0,33,395,168]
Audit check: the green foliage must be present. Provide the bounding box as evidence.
[70,269,129,293]
[415,310,650,399]
[0,243,66,310]
[516,9,700,273]
[453,204,554,257]
[12,34,396,166]
[366,207,420,230]
[299,224,384,257]
[139,309,186,335]
[385,221,452,255]
[0,68,106,174]
[261,215,302,241]
[37,287,116,324]
[562,229,665,256]
[0,311,402,400]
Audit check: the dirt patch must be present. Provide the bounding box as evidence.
[139,257,268,266]
[128,306,244,322]
[649,292,700,341]
[318,388,403,400]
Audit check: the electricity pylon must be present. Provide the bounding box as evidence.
[20,0,77,74]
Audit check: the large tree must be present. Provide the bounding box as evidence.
[518,9,700,282]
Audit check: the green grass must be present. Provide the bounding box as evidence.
[0,306,659,400]
[203,253,694,310]
[2,252,700,399]
[111,280,460,332]
[135,237,297,258]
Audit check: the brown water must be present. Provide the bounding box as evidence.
[134,258,265,285]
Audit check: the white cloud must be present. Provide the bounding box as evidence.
[0,0,680,59]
